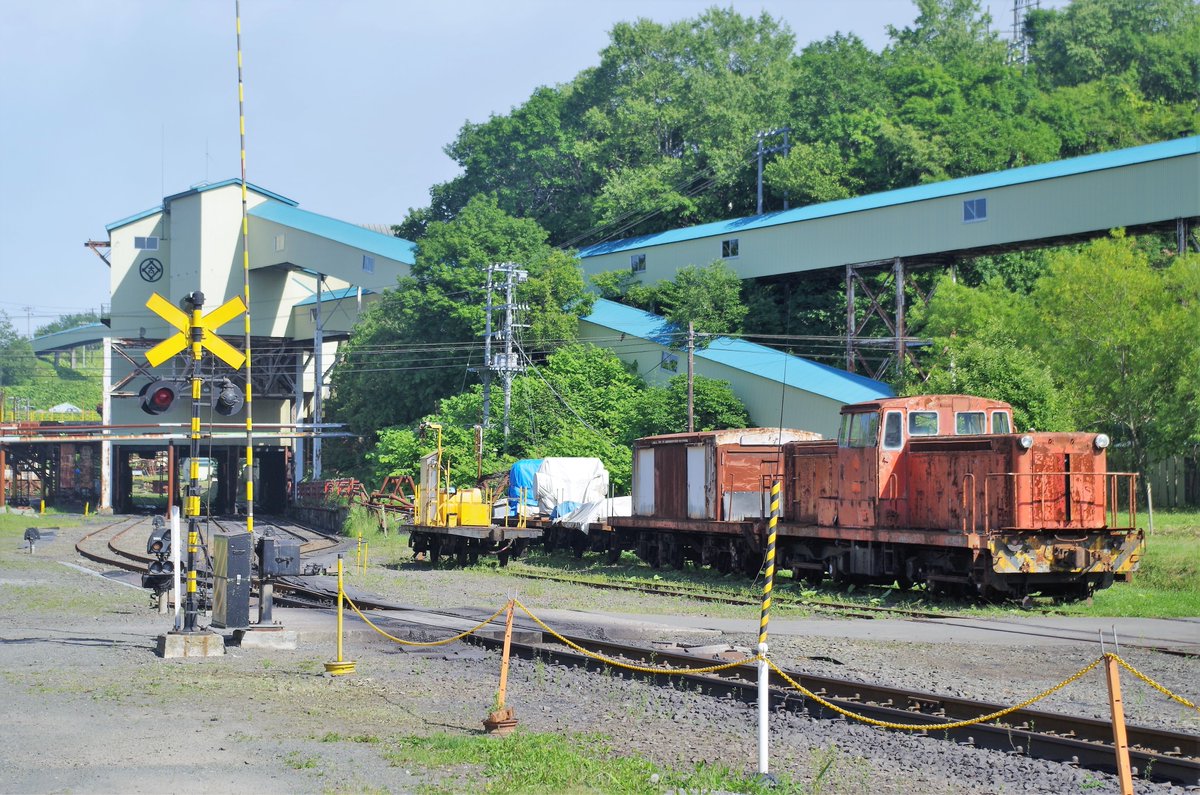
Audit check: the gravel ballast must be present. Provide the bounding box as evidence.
[2,519,1196,794]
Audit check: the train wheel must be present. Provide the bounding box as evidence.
[456,543,470,567]
[714,549,733,575]
[605,540,622,565]
[497,550,510,567]
[742,553,764,578]
[895,577,914,591]
[429,539,441,566]
[572,534,587,559]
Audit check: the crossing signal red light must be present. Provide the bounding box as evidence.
[138,380,179,415]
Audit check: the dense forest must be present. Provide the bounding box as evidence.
[331,0,1198,486]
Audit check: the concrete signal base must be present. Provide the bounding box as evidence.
[156,631,227,658]
[234,627,298,650]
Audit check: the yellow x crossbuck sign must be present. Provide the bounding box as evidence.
[144,293,247,369]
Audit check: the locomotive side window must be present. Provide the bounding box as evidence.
[882,411,904,450]
[909,411,939,436]
[992,411,1011,434]
[840,412,880,448]
[956,411,986,435]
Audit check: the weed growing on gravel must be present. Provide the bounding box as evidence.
[284,752,319,769]
[383,731,788,794]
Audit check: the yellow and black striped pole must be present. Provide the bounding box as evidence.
[185,291,205,632]
[759,481,780,645]
[235,0,254,535]
[757,479,780,775]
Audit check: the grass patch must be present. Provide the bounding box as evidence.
[383,731,785,794]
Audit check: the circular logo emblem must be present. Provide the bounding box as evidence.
[139,258,163,282]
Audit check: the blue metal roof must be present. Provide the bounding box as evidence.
[579,136,1200,258]
[582,299,892,405]
[250,202,417,266]
[106,179,298,232]
[163,178,299,207]
[105,206,164,233]
[293,287,375,307]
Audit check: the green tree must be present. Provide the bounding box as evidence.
[0,311,35,386]
[35,311,101,337]
[1032,234,1199,473]
[327,197,592,467]
[635,374,751,437]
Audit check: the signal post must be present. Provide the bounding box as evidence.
[145,290,246,656]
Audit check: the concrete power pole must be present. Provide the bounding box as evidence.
[482,263,528,444]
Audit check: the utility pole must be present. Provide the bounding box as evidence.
[687,321,695,433]
[482,263,528,444]
[754,127,792,215]
[482,267,494,428]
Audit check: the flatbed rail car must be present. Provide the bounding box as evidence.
[608,396,1144,600]
[402,434,540,566]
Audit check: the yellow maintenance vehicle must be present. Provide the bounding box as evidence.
[404,424,541,566]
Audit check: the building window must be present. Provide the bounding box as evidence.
[134,236,159,250]
[963,197,987,223]
[630,253,646,273]
[721,238,739,259]
[362,254,375,274]
[274,234,285,252]
[660,351,678,372]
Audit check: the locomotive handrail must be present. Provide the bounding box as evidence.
[883,472,899,501]
[983,471,1138,532]
[960,472,976,534]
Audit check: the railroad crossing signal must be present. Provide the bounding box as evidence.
[144,292,247,369]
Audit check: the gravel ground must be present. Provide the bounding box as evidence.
[2,518,1197,794]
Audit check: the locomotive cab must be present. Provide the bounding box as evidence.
[830,395,1014,529]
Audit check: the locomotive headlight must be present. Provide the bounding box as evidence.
[1094,433,1110,450]
[1018,434,1035,450]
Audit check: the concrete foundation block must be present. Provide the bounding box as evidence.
[233,627,298,650]
[156,631,226,658]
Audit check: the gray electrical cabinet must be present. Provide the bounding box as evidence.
[212,532,252,628]
[258,536,301,577]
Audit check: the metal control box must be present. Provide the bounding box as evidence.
[212,531,252,628]
[258,536,301,577]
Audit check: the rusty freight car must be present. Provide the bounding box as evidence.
[612,428,821,574]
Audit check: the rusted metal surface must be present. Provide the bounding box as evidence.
[631,429,816,522]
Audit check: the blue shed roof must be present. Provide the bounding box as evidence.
[579,136,1200,258]
[582,299,892,405]
[106,179,299,232]
[250,202,417,266]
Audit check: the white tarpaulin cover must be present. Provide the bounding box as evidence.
[535,457,609,516]
[555,496,633,534]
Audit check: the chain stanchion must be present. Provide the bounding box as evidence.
[483,599,520,735]
[324,555,355,676]
[1104,652,1135,795]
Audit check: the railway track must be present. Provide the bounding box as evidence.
[280,578,1200,788]
[73,518,1200,787]
[501,568,1199,657]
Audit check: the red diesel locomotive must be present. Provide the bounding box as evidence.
[609,395,1144,600]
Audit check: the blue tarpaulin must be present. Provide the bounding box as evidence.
[507,459,543,517]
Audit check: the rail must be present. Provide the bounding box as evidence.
[979,471,1137,533]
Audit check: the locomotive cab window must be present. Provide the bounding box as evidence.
[955,411,986,435]
[839,412,880,448]
[991,411,1011,434]
[909,411,939,436]
[882,411,904,450]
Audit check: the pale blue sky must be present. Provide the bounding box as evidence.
[0,1,1047,334]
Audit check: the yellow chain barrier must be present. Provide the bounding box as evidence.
[1111,653,1200,713]
[341,588,1200,727]
[515,599,763,676]
[344,594,508,647]
[766,656,1104,731]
